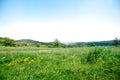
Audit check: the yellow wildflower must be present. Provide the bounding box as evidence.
[23,57,30,62]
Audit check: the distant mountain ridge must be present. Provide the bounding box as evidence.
[16,39,47,44]
[76,40,112,46]
[16,39,112,46]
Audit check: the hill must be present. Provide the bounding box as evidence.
[16,39,47,45]
[16,39,112,47]
[0,37,113,47]
[76,40,112,46]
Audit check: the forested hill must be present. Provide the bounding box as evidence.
[16,39,48,45]
[17,39,112,47]
[1,37,119,47]
[76,41,112,46]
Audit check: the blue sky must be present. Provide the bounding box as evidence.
[0,0,120,42]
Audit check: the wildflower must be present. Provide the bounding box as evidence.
[28,59,35,64]
[93,74,96,80]
[23,57,30,62]
[8,61,17,66]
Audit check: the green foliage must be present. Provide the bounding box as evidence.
[111,37,120,46]
[15,42,28,47]
[0,47,120,80]
[53,38,60,48]
[66,43,78,48]
[0,37,15,46]
[34,43,41,47]
[81,47,111,64]
[87,48,103,63]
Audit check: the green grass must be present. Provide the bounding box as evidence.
[0,46,120,80]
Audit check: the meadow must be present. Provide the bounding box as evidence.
[0,46,120,80]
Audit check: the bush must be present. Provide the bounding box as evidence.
[0,37,15,47]
[86,47,111,63]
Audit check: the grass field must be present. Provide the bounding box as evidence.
[0,46,120,80]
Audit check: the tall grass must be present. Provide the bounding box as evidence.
[0,46,120,80]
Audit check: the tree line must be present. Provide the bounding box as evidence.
[0,37,120,47]
[0,37,62,47]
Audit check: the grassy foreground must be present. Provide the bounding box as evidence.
[0,46,120,80]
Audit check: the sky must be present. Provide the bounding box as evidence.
[0,0,120,42]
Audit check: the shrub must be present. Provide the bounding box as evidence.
[86,47,111,63]
[0,37,15,47]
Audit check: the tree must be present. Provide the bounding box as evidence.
[0,37,15,46]
[111,37,120,46]
[35,43,41,47]
[53,38,60,48]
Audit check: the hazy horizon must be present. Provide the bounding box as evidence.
[0,0,120,42]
